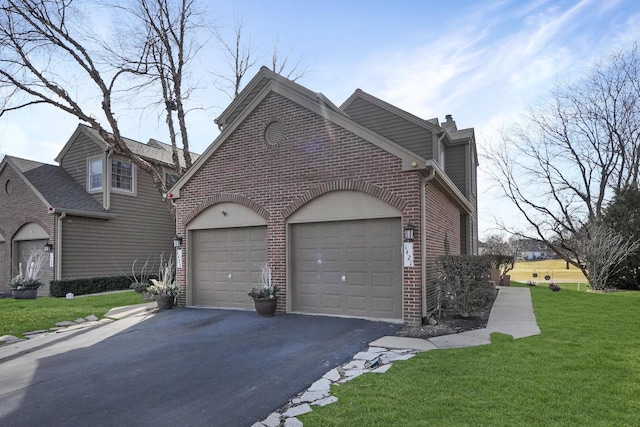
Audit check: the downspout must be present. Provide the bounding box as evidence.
[421,132,443,318]
[104,148,112,210]
[55,212,66,281]
[421,165,436,319]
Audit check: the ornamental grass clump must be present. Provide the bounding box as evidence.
[248,263,277,300]
[146,254,178,296]
[10,248,47,290]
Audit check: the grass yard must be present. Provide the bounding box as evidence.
[510,259,588,284]
[300,285,640,426]
[0,291,143,338]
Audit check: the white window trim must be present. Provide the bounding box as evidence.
[87,157,103,193]
[109,158,137,196]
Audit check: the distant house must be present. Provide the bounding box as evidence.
[518,239,556,260]
[168,67,478,325]
[0,124,197,296]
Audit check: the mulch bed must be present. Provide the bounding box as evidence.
[396,287,499,339]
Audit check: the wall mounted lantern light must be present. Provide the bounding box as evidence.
[173,235,183,248]
[403,223,415,242]
[44,242,53,252]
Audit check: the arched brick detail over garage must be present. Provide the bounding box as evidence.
[282,180,407,219]
[182,193,270,227]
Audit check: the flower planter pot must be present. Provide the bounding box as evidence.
[155,294,174,311]
[253,297,277,317]
[12,288,38,299]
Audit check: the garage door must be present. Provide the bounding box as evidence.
[291,218,402,319]
[191,226,266,309]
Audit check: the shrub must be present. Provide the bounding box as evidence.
[437,255,493,318]
[50,276,133,297]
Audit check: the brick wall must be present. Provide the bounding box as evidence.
[175,91,430,324]
[0,164,54,291]
[424,182,462,314]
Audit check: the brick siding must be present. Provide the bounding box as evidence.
[175,91,460,325]
[0,165,54,291]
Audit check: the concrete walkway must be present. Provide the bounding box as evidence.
[372,286,541,350]
[256,286,541,427]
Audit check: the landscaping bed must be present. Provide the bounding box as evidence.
[396,287,498,339]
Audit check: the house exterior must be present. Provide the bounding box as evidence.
[169,67,478,325]
[0,124,193,296]
[518,239,557,260]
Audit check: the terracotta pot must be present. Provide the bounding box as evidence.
[12,288,38,299]
[155,294,174,311]
[253,297,277,317]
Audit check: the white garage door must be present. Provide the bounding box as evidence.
[291,218,402,319]
[191,226,266,309]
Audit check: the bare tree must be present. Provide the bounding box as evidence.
[213,15,258,100]
[485,45,640,287]
[214,16,307,100]
[271,37,306,82]
[569,222,639,290]
[0,0,197,208]
[125,0,202,171]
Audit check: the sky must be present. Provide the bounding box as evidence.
[1,0,639,238]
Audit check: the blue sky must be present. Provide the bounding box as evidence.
[1,0,639,237]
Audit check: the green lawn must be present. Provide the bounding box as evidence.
[0,291,144,338]
[300,285,640,426]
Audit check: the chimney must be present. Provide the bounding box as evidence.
[442,114,457,131]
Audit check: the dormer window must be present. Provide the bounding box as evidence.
[111,159,133,192]
[89,158,103,191]
[87,157,135,194]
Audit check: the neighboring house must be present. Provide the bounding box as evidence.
[0,124,196,296]
[518,239,557,260]
[169,67,478,325]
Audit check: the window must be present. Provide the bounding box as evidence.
[165,171,179,188]
[111,159,133,192]
[89,158,103,191]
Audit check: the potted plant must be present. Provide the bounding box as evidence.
[146,254,177,311]
[248,263,278,316]
[10,249,47,299]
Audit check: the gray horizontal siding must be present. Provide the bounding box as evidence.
[343,97,433,159]
[59,133,103,204]
[446,144,467,196]
[61,165,175,280]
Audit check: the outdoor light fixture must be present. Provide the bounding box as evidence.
[44,242,53,252]
[173,235,183,248]
[403,223,415,242]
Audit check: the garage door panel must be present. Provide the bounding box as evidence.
[192,226,266,309]
[292,218,402,319]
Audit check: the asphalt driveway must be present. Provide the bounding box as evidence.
[0,308,400,426]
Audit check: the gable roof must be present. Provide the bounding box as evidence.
[55,124,197,169]
[2,156,112,218]
[169,67,429,199]
[341,89,443,135]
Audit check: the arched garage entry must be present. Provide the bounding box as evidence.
[187,202,267,309]
[13,223,52,296]
[288,191,403,320]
